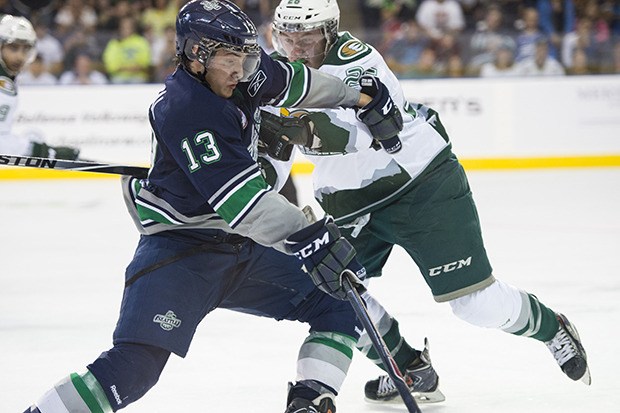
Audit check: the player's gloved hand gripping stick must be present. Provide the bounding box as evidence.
[285,216,366,300]
[357,75,404,154]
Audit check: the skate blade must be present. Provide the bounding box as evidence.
[413,388,446,404]
[580,366,592,385]
[364,388,446,405]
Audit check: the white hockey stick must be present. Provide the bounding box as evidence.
[0,154,149,178]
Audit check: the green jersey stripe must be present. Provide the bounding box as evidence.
[215,173,269,225]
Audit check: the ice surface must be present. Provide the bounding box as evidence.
[1,168,618,412]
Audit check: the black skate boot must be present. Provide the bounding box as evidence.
[545,313,591,385]
[364,338,445,404]
[285,381,336,413]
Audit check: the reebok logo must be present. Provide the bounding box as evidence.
[429,256,472,277]
[110,385,123,406]
[248,70,266,97]
[153,310,182,331]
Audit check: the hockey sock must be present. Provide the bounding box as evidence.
[450,279,560,342]
[357,293,419,372]
[510,293,560,342]
[32,371,113,413]
[358,317,418,372]
[296,331,355,393]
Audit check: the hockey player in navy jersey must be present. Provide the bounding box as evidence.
[258,0,592,405]
[21,2,405,413]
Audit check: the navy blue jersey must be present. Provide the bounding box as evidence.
[122,50,359,250]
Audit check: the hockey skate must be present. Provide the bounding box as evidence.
[285,381,336,413]
[545,313,591,385]
[364,338,445,404]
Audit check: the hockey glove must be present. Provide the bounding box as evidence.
[357,75,403,154]
[286,217,366,300]
[259,110,314,161]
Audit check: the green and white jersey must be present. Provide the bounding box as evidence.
[276,32,452,224]
[0,64,31,155]
[0,64,18,135]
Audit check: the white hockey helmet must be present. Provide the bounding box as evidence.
[272,0,340,59]
[0,15,37,73]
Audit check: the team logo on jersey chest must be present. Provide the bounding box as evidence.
[153,310,182,331]
[0,76,16,96]
[337,40,369,60]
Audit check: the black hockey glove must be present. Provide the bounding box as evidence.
[357,75,403,154]
[259,110,314,161]
[286,217,366,300]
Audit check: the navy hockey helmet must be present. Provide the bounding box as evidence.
[176,0,261,81]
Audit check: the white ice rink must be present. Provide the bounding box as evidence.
[1,168,619,413]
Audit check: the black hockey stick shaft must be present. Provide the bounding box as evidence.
[342,271,422,413]
[0,154,149,178]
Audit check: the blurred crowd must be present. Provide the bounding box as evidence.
[358,0,620,78]
[3,0,620,86]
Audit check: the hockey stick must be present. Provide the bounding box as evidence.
[0,154,149,178]
[342,270,422,413]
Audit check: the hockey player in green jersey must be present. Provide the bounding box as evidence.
[0,14,79,160]
[259,0,591,405]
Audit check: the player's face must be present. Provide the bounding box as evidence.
[205,49,257,98]
[275,29,327,69]
[1,41,35,74]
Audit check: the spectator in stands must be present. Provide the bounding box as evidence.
[95,0,135,32]
[234,0,272,27]
[565,48,592,75]
[415,0,465,40]
[444,52,465,77]
[61,26,103,76]
[374,0,407,54]
[141,0,177,39]
[59,52,108,85]
[102,16,151,83]
[384,20,430,76]
[54,0,98,38]
[561,18,595,70]
[515,6,547,61]
[358,0,387,45]
[580,0,613,72]
[536,0,576,57]
[514,36,565,76]
[150,24,177,82]
[479,44,518,77]
[32,19,64,76]
[16,53,57,85]
[432,31,463,72]
[409,45,443,78]
[467,3,516,75]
